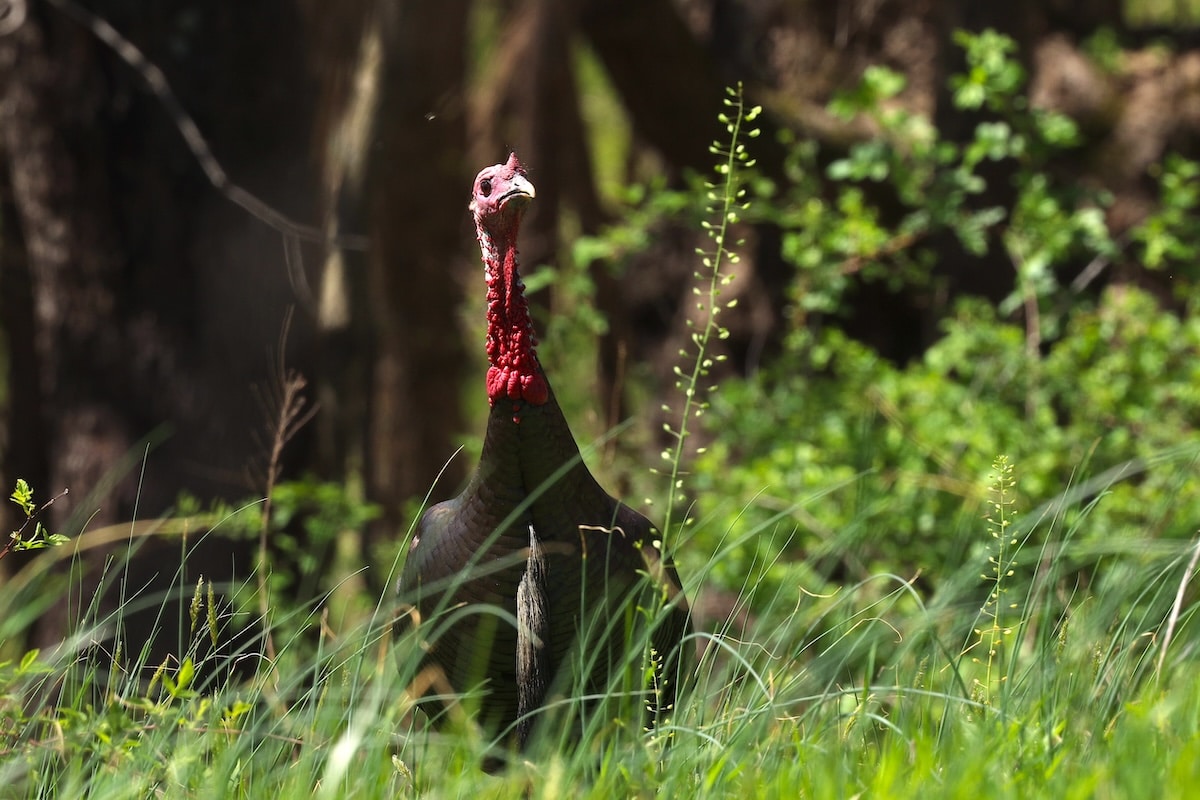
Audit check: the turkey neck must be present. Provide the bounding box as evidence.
[475,212,598,517]
[480,211,548,414]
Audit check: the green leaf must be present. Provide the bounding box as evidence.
[521,267,557,294]
[221,699,254,728]
[161,657,198,700]
[19,649,40,673]
[10,478,34,516]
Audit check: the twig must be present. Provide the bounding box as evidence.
[1070,232,1130,292]
[34,0,370,318]
[252,310,319,674]
[0,486,68,561]
[41,0,365,250]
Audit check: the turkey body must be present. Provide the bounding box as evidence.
[396,154,689,751]
[401,380,688,744]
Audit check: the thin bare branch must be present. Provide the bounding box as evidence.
[39,0,368,257]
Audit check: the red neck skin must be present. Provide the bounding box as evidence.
[479,214,549,415]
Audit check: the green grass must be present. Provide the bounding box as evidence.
[2,453,1199,798]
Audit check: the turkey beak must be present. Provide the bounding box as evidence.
[499,175,536,209]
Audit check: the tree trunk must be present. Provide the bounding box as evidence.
[0,1,318,653]
[306,0,471,571]
[367,0,471,542]
[0,3,136,542]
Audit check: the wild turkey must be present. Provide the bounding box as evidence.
[397,153,690,752]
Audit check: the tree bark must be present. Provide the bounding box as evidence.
[0,0,318,651]
[367,0,471,536]
[305,0,471,562]
[0,4,133,531]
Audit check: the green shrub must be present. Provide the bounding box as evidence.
[693,285,1200,590]
[682,31,1200,649]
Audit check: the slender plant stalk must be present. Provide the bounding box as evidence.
[971,455,1020,709]
[253,313,319,675]
[659,83,760,543]
[1155,530,1200,680]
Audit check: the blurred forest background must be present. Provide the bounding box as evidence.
[2,0,1200,654]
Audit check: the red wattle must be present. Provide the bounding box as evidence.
[486,364,548,406]
[486,366,505,404]
[523,373,549,405]
[478,184,549,415]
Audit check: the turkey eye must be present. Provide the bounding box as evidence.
[480,178,492,197]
